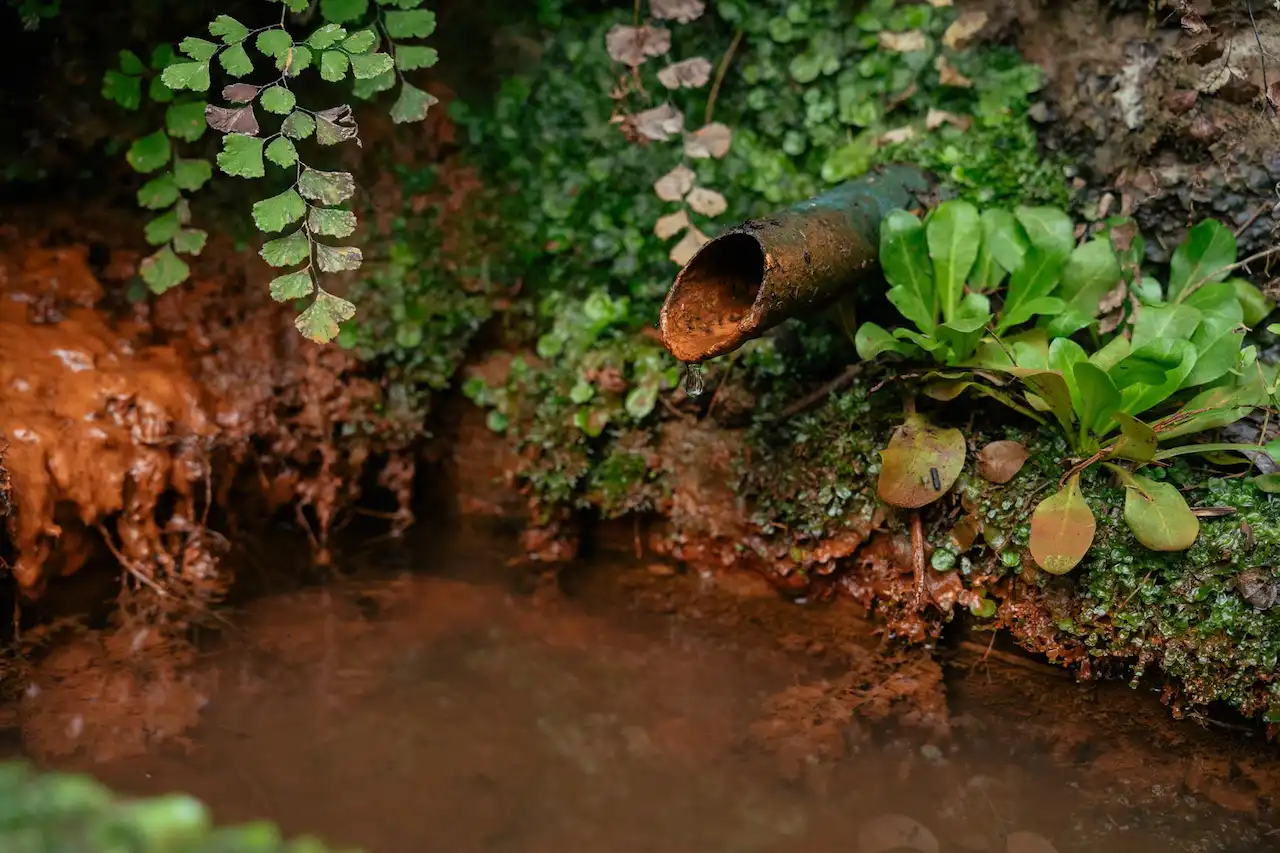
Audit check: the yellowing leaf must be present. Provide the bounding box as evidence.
[1029,475,1095,575]
[686,186,726,217]
[1108,412,1157,462]
[876,414,966,509]
[295,291,356,344]
[1122,472,1199,551]
[654,164,695,202]
[976,440,1028,484]
[942,11,988,49]
[654,209,690,240]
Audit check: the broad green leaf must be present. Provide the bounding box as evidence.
[216,134,265,178]
[1115,340,1198,418]
[150,43,177,70]
[381,0,426,7]
[307,23,348,49]
[320,50,350,81]
[876,413,966,509]
[1047,336,1087,408]
[269,269,315,302]
[252,189,306,232]
[980,208,1028,276]
[265,137,298,168]
[102,70,142,110]
[390,81,438,123]
[1169,218,1236,301]
[307,207,357,238]
[126,130,171,173]
[1231,278,1272,327]
[137,174,180,209]
[395,45,438,71]
[1255,474,1280,493]
[342,29,378,53]
[320,0,369,24]
[315,244,363,272]
[179,37,219,61]
[165,101,208,142]
[172,228,208,255]
[1121,471,1199,551]
[150,75,175,103]
[879,209,935,333]
[1183,288,1244,389]
[936,313,990,364]
[1130,303,1202,351]
[298,168,355,205]
[1089,335,1130,373]
[218,43,253,76]
[160,61,210,92]
[256,29,294,59]
[856,322,920,360]
[1073,362,1120,439]
[893,327,949,358]
[1006,368,1074,433]
[140,246,190,293]
[1108,411,1157,462]
[1029,475,1095,575]
[145,210,181,245]
[384,9,436,38]
[209,15,250,44]
[260,230,311,267]
[349,52,395,80]
[260,86,297,115]
[1014,205,1074,257]
[295,291,357,344]
[1048,238,1120,336]
[926,199,980,324]
[352,69,396,99]
[1134,276,1163,304]
[281,111,317,139]
[999,244,1069,331]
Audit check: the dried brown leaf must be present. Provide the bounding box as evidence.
[222,83,259,103]
[879,126,917,145]
[633,103,684,141]
[657,57,713,90]
[878,30,928,53]
[684,122,732,159]
[942,10,988,49]
[1268,81,1280,110]
[925,108,971,130]
[205,104,259,135]
[935,55,972,88]
[977,440,1029,484]
[926,0,953,5]
[654,164,695,201]
[669,226,708,266]
[685,186,726,217]
[649,0,705,24]
[605,24,671,66]
[654,209,690,240]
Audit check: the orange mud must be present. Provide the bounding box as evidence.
[0,220,417,617]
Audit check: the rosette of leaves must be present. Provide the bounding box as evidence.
[103,44,215,294]
[856,203,1277,571]
[161,6,402,342]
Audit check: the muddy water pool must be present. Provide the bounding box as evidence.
[8,518,1278,853]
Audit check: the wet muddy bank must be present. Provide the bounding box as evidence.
[4,515,1277,853]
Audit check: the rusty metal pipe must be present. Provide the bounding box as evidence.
[659,164,934,363]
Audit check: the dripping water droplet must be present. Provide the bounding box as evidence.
[681,362,705,397]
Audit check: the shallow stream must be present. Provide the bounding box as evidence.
[6,518,1277,853]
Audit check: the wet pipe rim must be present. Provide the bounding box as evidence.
[658,165,936,365]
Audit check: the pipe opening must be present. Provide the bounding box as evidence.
[659,233,765,363]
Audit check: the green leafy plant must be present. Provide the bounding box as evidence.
[861,202,1278,571]
[108,0,439,341]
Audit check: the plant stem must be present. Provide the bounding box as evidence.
[705,29,744,125]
